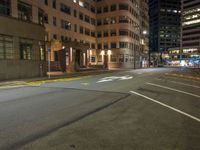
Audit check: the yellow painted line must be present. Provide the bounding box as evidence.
[0,85,27,89]
[165,73,200,81]
[27,77,81,85]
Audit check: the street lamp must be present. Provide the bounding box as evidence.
[133,25,149,69]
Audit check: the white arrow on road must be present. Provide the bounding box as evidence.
[97,75,133,83]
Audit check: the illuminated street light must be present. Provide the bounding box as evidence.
[108,50,112,55]
[101,50,105,55]
[142,30,147,35]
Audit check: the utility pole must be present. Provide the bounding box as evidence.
[48,47,51,79]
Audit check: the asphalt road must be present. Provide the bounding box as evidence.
[0,68,199,150]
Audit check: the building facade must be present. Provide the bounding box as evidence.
[43,0,149,70]
[0,0,46,80]
[149,0,181,54]
[0,0,149,80]
[181,0,200,67]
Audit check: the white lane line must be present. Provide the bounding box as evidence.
[146,82,200,98]
[130,91,200,122]
[156,78,200,89]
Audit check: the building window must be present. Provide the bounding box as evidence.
[119,29,129,36]
[52,0,56,9]
[74,9,77,17]
[111,55,117,62]
[44,13,48,23]
[61,20,71,30]
[44,0,48,5]
[91,31,95,37]
[91,43,95,49]
[84,2,90,10]
[119,16,129,23]
[80,26,84,34]
[103,31,109,37]
[85,28,90,36]
[119,54,124,62]
[97,31,102,38]
[74,24,77,32]
[91,56,96,62]
[0,34,13,59]
[110,4,116,11]
[110,17,116,24]
[98,55,102,62]
[53,34,57,39]
[38,8,44,25]
[91,18,96,25]
[53,16,57,26]
[19,38,33,60]
[119,42,128,48]
[79,12,83,20]
[111,42,117,48]
[104,43,108,49]
[60,3,71,15]
[103,6,108,13]
[85,15,90,23]
[18,1,32,21]
[97,19,102,26]
[97,7,102,14]
[97,43,102,49]
[110,30,117,36]
[91,6,95,13]
[119,3,128,10]
[103,18,109,25]
[0,0,11,16]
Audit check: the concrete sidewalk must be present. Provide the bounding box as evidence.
[0,69,125,87]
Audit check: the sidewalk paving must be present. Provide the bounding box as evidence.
[0,69,125,87]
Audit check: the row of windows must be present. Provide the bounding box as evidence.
[0,34,45,60]
[96,16,139,27]
[96,30,139,41]
[55,20,140,40]
[96,0,139,8]
[52,34,139,51]
[97,42,140,50]
[183,37,200,41]
[92,54,136,63]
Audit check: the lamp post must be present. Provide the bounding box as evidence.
[133,24,149,69]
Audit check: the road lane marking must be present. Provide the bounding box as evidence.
[156,78,200,89]
[0,85,27,89]
[96,75,133,83]
[81,82,89,86]
[130,91,200,122]
[146,82,200,98]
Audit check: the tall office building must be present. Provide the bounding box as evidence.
[149,0,181,53]
[181,0,200,66]
[44,0,149,70]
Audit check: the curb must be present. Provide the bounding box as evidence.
[165,73,200,81]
